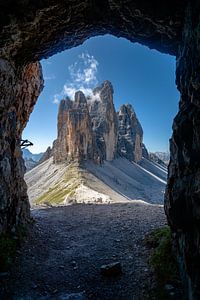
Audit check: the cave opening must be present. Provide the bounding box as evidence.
[22,34,178,207]
[1,1,200,298]
[12,33,179,296]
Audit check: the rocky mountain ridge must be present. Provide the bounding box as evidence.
[24,80,168,207]
[47,80,144,165]
[22,149,44,171]
[22,149,44,161]
[23,82,168,171]
[151,151,170,165]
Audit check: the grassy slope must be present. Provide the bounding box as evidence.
[35,162,82,205]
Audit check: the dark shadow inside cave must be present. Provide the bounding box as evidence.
[1,2,200,298]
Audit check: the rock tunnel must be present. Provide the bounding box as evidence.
[0,0,200,298]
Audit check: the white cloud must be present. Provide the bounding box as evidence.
[87,91,101,102]
[52,52,99,105]
[68,53,98,86]
[63,86,77,99]
[53,94,60,104]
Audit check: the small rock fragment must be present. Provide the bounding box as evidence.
[100,262,122,276]
[59,265,65,269]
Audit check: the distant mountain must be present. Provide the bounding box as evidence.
[24,80,167,207]
[22,149,44,171]
[22,149,44,162]
[149,152,169,167]
[154,152,170,163]
[50,80,144,165]
[24,158,38,171]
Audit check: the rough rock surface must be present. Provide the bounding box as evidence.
[142,144,149,159]
[165,4,200,299]
[117,104,143,163]
[0,1,184,64]
[0,1,199,298]
[153,151,170,164]
[100,261,122,276]
[43,81,142,166]
[39,146,52,164]
[88,81,118,161]
[23,149,44,172]
[149,153,167,168]
[22,149,44,162]
[0,59,43,234]
[1,203,166,299]
[24,158,38,172]
[53,92,94,163]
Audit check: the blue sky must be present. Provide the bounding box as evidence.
[23,34,179,153]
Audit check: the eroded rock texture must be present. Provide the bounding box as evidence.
[117,104,143,162]
[39,146,52,164]
[142,144,149,160]
[51,81,144,165]
[52,81,119,163]
[88,81,118,161]
[53,92,94,163]
[165,3,200,299]
[0,60,43,233]
[0,1,199,298]
[0,1,185,64]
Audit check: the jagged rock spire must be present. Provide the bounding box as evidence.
[117,104,143,162]
[52,81,143,164]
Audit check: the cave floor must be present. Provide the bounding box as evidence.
[1,202,166,299]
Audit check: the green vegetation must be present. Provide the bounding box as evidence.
[0,234,16,271]
[0,225,27,272]
[145,226,182,299]
[149,227,177,283]
[35,162,83,205]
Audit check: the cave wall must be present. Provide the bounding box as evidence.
[0,60,43,233]
[165,3,200,298]
[0,0,185,64]
[0,0,199,298]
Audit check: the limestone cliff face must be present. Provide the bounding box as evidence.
[88,81,118,161]
[164,5,200,297]
[142,144,149,159]
[52,81,144,165]
[117,104,143,163]
[0,60,43,234]
[0,1,199,297]
[53,91,94,163]
[39,146,52,164]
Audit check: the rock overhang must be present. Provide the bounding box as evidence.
[0,0,186,65]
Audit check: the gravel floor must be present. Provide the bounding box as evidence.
[1,203,166,300]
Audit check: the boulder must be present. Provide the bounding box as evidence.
[100,262,122,276]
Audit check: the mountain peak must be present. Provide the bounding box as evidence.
[50,81,144,164]
[74,91,87,107]
[118,103,143,162]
